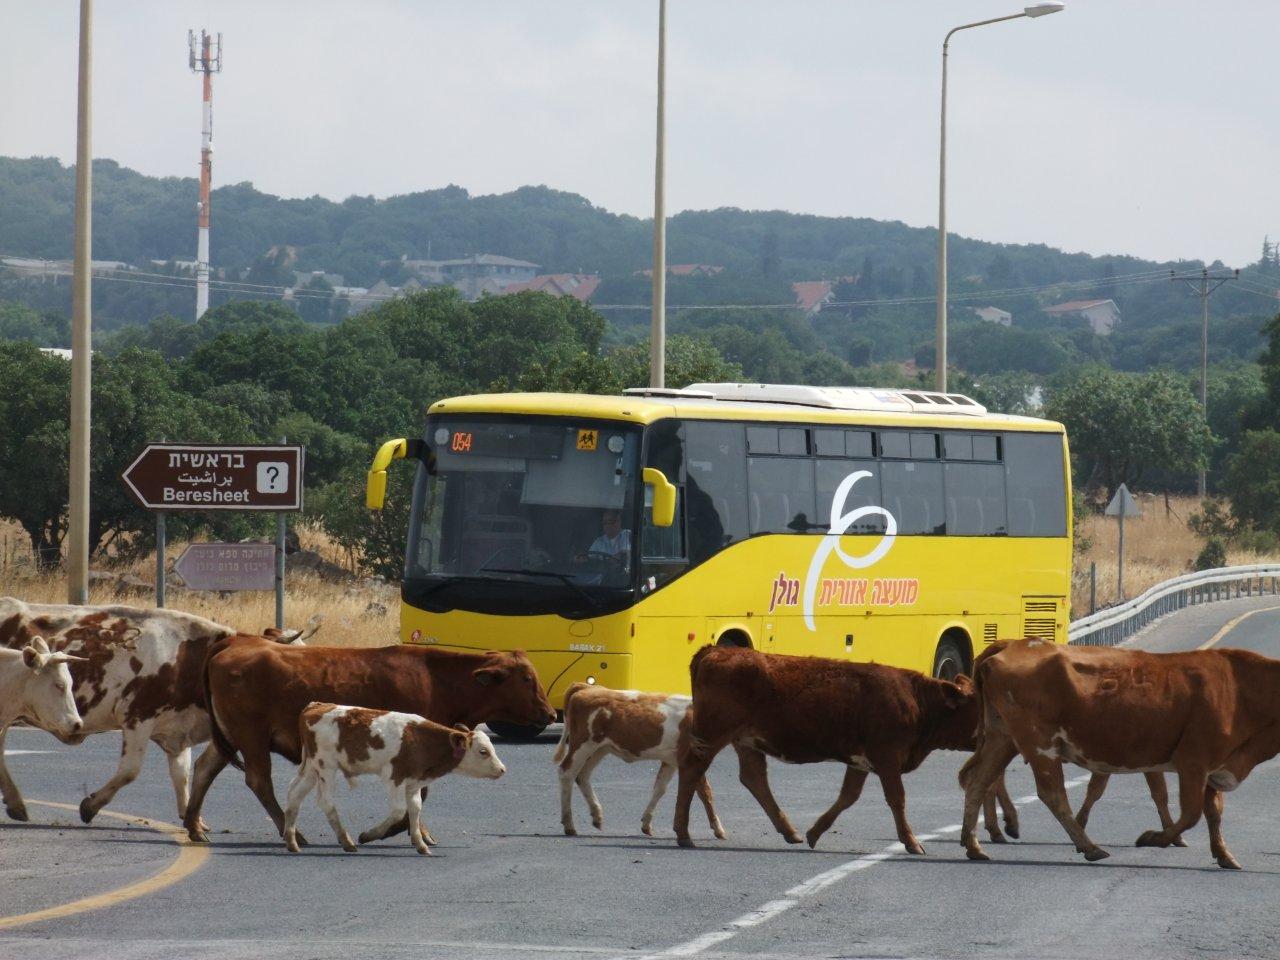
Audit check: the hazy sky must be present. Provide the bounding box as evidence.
[2,1,1276,267]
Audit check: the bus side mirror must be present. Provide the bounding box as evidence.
[643,467,677,528]
[367,437,409,510]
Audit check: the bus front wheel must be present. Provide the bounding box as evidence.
[932,637,968,682]
[486,720,549,742]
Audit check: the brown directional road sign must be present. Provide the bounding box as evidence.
[121,443,304,511]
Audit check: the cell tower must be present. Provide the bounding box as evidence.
[188,30,223,320]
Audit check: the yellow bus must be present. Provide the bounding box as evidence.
[368,383,1071,738]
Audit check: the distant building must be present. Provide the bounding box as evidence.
[39,347,76,360]
[973,306,1012,327]
[635,264,725,278]
[293,270,345,289]
[1044,298,1121,336]
[398,254,540,298]
[501,273,601,302]
[791,280,834,315]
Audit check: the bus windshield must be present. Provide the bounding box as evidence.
[405,415,642,613]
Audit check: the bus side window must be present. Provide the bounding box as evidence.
[1004,433,1067,536]
[683,421,749,562]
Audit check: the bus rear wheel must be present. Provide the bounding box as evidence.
[485,720,548,742]
[932,637,968,682]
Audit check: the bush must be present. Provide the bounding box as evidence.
[1187,498,1237,540]
[1195,538,1227,571]
[1232,528,1280,554]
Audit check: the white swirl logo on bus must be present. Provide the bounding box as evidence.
[766,470,919,630]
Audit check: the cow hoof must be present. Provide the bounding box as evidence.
[285,836,300,854]
[1135,830,1164,848]
[1173,836,1189,848]
[804,828,822,850]
[563,825,577,837]
[357,829,381,846]
[79,797,98,824]
[1083,847,1110,862]
[713,827,727,840]
[676,836,696,849]
[965,847,991,862]
[421,827,437,846]
[987,831,1008,844]
[905,841,926,856]
[341,838,358,853]
[5,803,29,822]
[1217,854,1242,870]
[641,824,653,837]
[187,828,210,844]
[415,844,431,856]
[293,831,310,848]
[1004,822,1020,840]
[783,831,804,845]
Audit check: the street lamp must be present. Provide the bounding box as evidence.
[935,2,1064,392]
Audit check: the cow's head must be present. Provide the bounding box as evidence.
[472,651,557,727]
[450,725,506,779]
[263,613,323,646]
[927,673,982,751]
[17,636,85,740]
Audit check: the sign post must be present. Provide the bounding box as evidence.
[122,443,304,624]
[1105,483,1141,601]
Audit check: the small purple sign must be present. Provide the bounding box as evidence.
[174,543,276,591]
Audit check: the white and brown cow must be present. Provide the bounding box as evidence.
[554,682,725,840]
[0,598,317,826]
[283,702,506,855]
[0,636,86,817]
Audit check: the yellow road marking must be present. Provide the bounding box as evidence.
[1198,603,1280,650]
[0,800,209,930]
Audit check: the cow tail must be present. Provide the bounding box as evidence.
[553,682,588,764]
[958,640,1009,791]
[688,644,717,692]
[202,642,245,772]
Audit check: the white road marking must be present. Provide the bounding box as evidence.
[627,774,1090,959]
[3,750,54,756]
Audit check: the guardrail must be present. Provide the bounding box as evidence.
[1068,564,1280,647]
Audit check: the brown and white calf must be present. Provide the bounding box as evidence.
[0,636,85,818]
[673,645,1019,853]
[0,598,317,826]
[554,682,725,840]
[283,702,506,855]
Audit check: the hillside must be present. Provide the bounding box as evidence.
[2,155,1278,372]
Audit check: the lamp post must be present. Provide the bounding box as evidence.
[68,0,93,603]
[936,2,1064,393]
[650,0,668,389]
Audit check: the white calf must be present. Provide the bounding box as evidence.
[0,637,85,818]
[554,682,725,839]
[283,702,506,856]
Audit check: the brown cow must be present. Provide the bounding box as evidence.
[186,639,556,843]
[959,639,1280,868]
[671,645,1016,853]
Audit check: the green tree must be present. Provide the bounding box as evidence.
[1046,367,1212,498]
[1222,430,1280,533]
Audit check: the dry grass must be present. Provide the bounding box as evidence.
[0,520,397,648]
[5,496,1278,631]
[1072,494,1280,618]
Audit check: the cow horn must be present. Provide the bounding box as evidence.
[50,652,88,664]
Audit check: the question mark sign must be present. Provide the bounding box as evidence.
[267,466,279,490]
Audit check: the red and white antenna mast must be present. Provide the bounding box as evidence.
[188,29,222,320]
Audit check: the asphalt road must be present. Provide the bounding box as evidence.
[3,597,1280,960]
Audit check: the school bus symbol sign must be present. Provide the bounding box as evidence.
[576,429,599,451]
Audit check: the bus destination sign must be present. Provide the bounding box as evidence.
[122,443,305,511]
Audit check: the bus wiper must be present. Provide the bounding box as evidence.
[416,574,494,598]
[479,568,606,608]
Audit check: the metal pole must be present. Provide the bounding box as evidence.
[67,0,93,604]
[1089,561,1096,615]
[1198,270,1208,498]
[649,0,667,389]
[936,35,950,393]
[1117,512,1125,602]
[275,512,286,630]
[155,512,166,608]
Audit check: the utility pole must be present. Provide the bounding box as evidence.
[189,29,222,321]
[649,0,667,389]
[1171,267,1239,499]
[68,0,93,604]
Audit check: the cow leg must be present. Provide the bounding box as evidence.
[805,764,868,849]
[239,743,289,838]
[80,725,149,823]
[357,785,433,845]
[0,726,29,822]
[982,788,1006,843]
[877,767,925,855]
[1203,786,1240,870]
[734,744,803,845]
[673,737,724,849]
[1028,756,1108,862]
[1144,772,1186,847]
[1075,772,1110,832]
[960,732,1017,861]
[695,775,726,840]
[641,762,675,837]
[163,746,195,822]
[361,784,411,847]
[406,783,430,856]
[282,763,318,854]
[184,743,231,843]
[995,773,1019,840]
[1136,766,1207,849]
[575,750,609,830]
[558,742,597,836]
[313,772,355,853]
